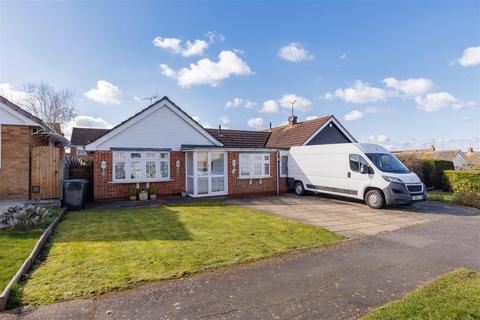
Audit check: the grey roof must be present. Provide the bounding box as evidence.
[71,127,110,146]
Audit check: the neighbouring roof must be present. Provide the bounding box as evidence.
[466,152,480,165]
[265,116,333,148]
[393,149,463,162]
[71,127,110,146]
[0,95,69,146]
[206,129,271,148]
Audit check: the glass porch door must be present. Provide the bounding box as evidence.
[185,151,227,197]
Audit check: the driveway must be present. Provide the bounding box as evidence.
[3,206,479,320]
[229,194,478,238]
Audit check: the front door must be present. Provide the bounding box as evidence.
[193,151,228,196]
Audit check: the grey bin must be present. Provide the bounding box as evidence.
[64,179,89,211]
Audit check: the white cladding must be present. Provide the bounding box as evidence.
[89,102,217,151]
[0,102,38,126]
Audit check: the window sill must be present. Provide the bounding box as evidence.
[238,176,272,180]
[110,178,172,184]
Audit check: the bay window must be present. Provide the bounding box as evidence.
[112,150,170,182]
[239,153,270,178]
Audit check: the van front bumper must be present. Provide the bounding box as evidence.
[383,183,427,205]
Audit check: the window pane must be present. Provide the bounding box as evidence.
[264,155,270,161]
[131,161,141,179]
[146,152,156,159]
[160,161,169,178]
[349,154,360,172]
[131,153,141,159]
[281,156,288,175]
[254,163,262,176]
[211,153,224,175]
[146,161,156,178]
[114,162,125,179]
[197,152,208,175]
[254,154,262,161]
[264,163,270,176]
[159,153,168,159]
[114,152,126,159]
[239,154,250,176]
[211,177,225,192]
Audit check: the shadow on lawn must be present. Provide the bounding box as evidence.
[55,206,193,242]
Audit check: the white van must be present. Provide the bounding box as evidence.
[288,143,426,208]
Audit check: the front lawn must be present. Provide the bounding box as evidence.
[0,206,60,292]
[363,269,480,320]
[428,190,455,203]
[17,203,343,306]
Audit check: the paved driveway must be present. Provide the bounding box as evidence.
[229,194,478,238]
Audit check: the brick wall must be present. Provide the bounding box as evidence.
[227,151,288,197]
[92,151,185,201]
[0,125,48,200]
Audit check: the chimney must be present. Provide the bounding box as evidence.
[468,147,474,153]
[218,125,222,134]
[431,145,435,151]
[288,115,298,127]
[269,122,272,132]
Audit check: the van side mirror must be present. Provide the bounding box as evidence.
[360,164,369,174]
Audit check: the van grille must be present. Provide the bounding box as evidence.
[406,184,422,193]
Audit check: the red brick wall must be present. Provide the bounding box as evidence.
[0,125,48,200]
[227,151,287,197]
[92,151,185,201]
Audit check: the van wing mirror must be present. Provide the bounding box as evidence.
[360,164,369,174]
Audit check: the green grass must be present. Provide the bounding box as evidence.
[16,203,343,306]
[363,269,480,320]
[0,206,60,292]
[428,190,455,203]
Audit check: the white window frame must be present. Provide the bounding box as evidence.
[239,153,270,179]
[76,146,87,156]
[112,151,170,183]
[280,150,289,177]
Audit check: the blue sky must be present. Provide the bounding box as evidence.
[1,1,479,150]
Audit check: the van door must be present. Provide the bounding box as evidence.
[347,154,373,199]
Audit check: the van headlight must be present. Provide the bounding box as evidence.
[382,176,404,184]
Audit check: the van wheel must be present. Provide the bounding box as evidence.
[365,190,384,209]
[294,181,305,196]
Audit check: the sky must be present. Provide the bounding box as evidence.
[1,0,479,151]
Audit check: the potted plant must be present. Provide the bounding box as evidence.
[129,185,137,201]
[149,184,157,200]
[138,186,148,201]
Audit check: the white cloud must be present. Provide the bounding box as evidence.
[340,53,347,59]
[182,39,209,57]
[159,64,176,78]
[279,94,312,111]
[247,117,266,130]
[260,99,279,113]
[84,80,124,105]
[414,92,465,112]
[220,116,231,125]
[164,51,252,87]
[192,116,212,128]
[278,43,314,62]
[325,80,390,104]
[64,115,112,140]
[456,46,480,67]
[225,97,243,108]
[305,115,318,120]
[383,77,434,97]
[344,110,364,121]
[244,99,257,109]
[153,31,223,57]
[0,83,29,103]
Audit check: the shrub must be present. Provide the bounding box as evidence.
[396,155,454,189]
[150,183,157,195]
[129,184,137,197]
[0,205,50,231]
[445,170,480,209]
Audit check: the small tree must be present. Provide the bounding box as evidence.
[22,82,77,128]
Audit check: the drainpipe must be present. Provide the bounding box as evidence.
[276,151,280,195]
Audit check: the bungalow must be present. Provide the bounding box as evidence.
[0,96,69,200]
[82,96,356,201]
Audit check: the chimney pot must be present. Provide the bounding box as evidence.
[468,147,474,153]
[431,145,435,151]
[288,115,298,127]
[218,125,222,134]
[269,122,272,131]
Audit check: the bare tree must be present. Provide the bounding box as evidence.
[22,82,77,128]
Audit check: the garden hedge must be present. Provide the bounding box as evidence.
[444,170,480,195]
[396,154,454,189]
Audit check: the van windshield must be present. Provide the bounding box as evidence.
[365,153,410,173]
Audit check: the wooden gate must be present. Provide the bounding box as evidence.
[31,146,61,199]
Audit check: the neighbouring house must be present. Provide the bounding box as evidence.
[70,127,109,158]
[0,96,69,200]
[465,147,480,169]
[82,96,356,201]
[392,146,470,170]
